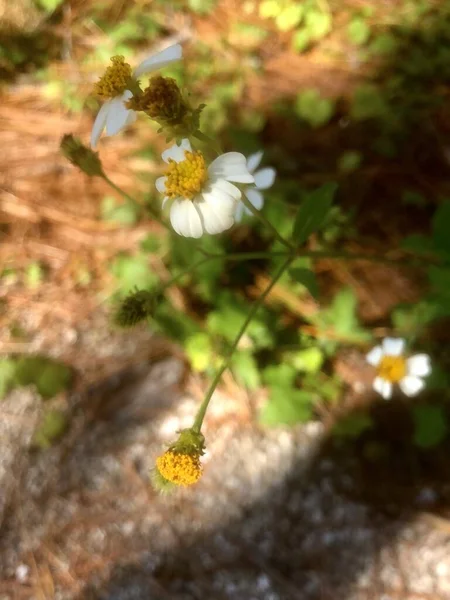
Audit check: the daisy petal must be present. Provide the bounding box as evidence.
[366,346,383,367]
[235,202,245,222]
[196,183,236,234]
[90,100,111,148]
[254,167,276,190]
[155,177,166,193]
[208,152,254,184]
[213,178,242,201]
[246,151,263,173]
[373,376,392,400]
[162,138,192,164]
[382,337,405,357]
[169,199,203,238]
[407,354,431,377]
[245,188,264,210]
[105,92,134,136]
[133,43,183,78]
[399,375,425,397]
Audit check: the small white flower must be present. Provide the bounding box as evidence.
[156,138,254,238]
[235,151,277,221]
[366,337,431,400]
[90,44,182,148]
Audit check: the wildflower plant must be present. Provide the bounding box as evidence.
[61,39,450,490]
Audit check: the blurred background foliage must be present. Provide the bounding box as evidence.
[1,0,450,455]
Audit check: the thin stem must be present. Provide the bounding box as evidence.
[240,194,295,252]
[102,174,172,232]
[192,254,294,433]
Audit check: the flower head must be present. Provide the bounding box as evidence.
[156,138,254,238]
[90,44,182,148]
[366,337,431,400]
[153,428,206,488]
[235,151,276,221]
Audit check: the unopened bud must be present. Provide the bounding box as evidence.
[114,289,154,328]
[60,134,104,177]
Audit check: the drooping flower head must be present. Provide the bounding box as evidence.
[235,150,277,221]
[156,138,254,238]
[153,428,206,489]
[90,44,182,148]
[366,337,431,400]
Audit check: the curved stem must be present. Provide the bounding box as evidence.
[240,195,295,252]
[102,174,172,232]
[192,254,294,433]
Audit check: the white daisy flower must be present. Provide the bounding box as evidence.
[366,337,431,400]
[90,44,182,148]
[235,150,277,221]
[156,138,254,238]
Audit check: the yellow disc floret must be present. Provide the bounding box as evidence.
[377,355,407,383]
[94,55,133,100]
[164,151,207,200]
[156,450,202,486]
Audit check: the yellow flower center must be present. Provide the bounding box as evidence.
[156,450,202,486]
[377,355,407,383]
[94,55,133,100]
[164,150,207,200]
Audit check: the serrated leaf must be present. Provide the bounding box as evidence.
[412,405,448,448]
[292,183,338,245]
[262,364,297,387]
[259,386,314,426]
[231,351,260,390]
[347,17,371,46]
[289,268,319,298]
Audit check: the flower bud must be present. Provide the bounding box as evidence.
[153,428,205,488]
[60,134,104,177]
[114,289,155,328]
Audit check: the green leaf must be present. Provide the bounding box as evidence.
[185,333,213,372]
[231,351,260,390]
[295,89,335,127]
[187,0,217,14]
[289,268,319,297]
[304,10,332,40]
[338,151,362,173]
[432,200,450,258]
[276,4,304,31]
[262,364,297,387]
[401,190,427,207]
[292,29,312,53]
[292,182,338,245]
[36,0,63,12]
[401,234,437,255]
[259,0,281,18]
[101,196,140,226]
[392,300,441,333]
[259,386,314,426]
[350,84,390,121]
[25,262,44,289]
[15,356,72,399]
[0,359,17,400]
[370,33,398,55]
[110,253,158,295]
[333,412,373,439]
[412,405,448,449]
[288,347,323,373]
[347,17,371,46]
[315,287,371,342]
[33,410,68,449]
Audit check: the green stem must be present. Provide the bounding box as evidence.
[192,254,294,433]
[240,194,295,252]
[102,174,171,232]
[192,130,222,155]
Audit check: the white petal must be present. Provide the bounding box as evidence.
[105,92,135,136]
[155,177,166,193]
[382,337,405,357]
[245,187,264,210]
[399,375,425,397]
[169,199,203,238]
[133,43,183,78]
[407,354,431,377]
[366,346,383,367]
[162,138,192,164]
[195,183,236,235]
[254,167,276,190]
[235,201,245,222]
[373,377,392,400]
[212,178,242,200]
[90,100,111,148]
[208,152,254,184]
[246,151,263,173]
[162,196,171,210]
